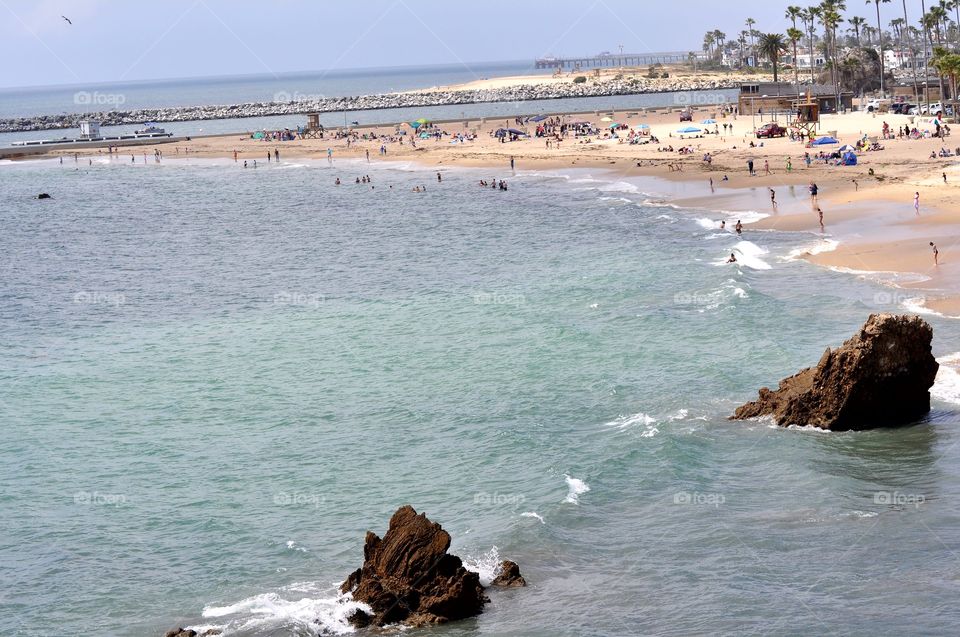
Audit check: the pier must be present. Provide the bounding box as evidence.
[535,52,701,70]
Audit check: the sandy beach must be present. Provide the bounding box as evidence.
[31,101,960,318]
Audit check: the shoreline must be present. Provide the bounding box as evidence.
[8,104,959,318]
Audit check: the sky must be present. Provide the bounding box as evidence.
[0,0,914,89]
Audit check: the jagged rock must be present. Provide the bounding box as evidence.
[340,505,488,627]
[491,560,526,588]
[732,314,939,431]
[163,629,220,637]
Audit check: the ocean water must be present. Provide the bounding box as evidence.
[2,157,960,637]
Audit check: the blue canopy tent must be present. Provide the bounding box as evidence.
[811,136,839,145]
[842,151,858,166]
[529,115,548,122]
[495,128,528,137]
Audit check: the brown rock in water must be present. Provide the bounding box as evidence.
[340,505,488,627]
[732,314,939,431]
[491,560,527,588]
[163,629,220,637]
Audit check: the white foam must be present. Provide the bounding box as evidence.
[521,511,545,524]
[462,546,502,586]
[697,217,723,230]
[785,238,839,260]
[721,240,772,270]
[605,412,656,431]
[563,474,590,504]
[932,353,960,404]
[201,588,370,636]
[285,540,308,553]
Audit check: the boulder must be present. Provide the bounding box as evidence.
[340,505,488,627]
[491,560,527,588]
[732,314,939,431]
[163,629,220,637]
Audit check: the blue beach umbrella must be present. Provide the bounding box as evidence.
[677,126,703,134]
[636,123,650,129]
[701,119,717,124]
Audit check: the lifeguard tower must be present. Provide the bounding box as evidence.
[301,113,325,139]
[790,92,820,139]
[78,120,101,140]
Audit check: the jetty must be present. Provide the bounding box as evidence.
[535,52,702,70]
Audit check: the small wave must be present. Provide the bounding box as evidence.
[719,240,772,270]
[201,588,369,636]
[598,195,632,203]
[785,238,839,260]
[521,511,545,524]
[563,474,590,505]
[932,353,960,405]
[285,540,308,553]
[605,412,656,431]
[462,546,502,586]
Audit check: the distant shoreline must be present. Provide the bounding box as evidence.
[0,70,748,134]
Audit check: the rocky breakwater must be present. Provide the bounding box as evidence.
[340,505,525,628]
[732,314,940,431]
[0,76,739,133]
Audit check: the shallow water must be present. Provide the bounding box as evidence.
[1,157,959,636]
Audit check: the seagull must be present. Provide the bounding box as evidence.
[61,15,72,25]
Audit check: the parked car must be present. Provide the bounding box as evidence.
[890,103,916,115]
[755,122,787,138]
[865,98,882,112]
[679,110,692,122]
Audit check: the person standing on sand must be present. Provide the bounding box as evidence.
[944,172,948,184]
[747,159,754,176]
[786,158,792,172]
[267,152,271,163]
[327,148,333,164]
[735,220,743,237]
[931,242,939,265]
[809,182,819,203]
[764,160,770,175]
[914,191,920,214]
[275,149,280,163]
[817,206,824,230]
[366,149,370,162]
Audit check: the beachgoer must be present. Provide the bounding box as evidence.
[720,220,726,230]
[817,206,824,229]
[437,172,442,182]
[914,191,920,213]
[931,242,939,265]
[727,253,737,263]
[809,182,819,201]
[735,220,743,236]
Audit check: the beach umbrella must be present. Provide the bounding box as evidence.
[600,116,613,122]
[636,123,650,129]
[839,144,856,152]
[811,136,839,145]
[701,119,717,124]
[530,115,548,122]
[676,126,703,134]
[608,122,621,129]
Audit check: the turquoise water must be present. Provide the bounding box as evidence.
[2,157,960,636]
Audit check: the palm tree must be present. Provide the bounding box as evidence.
[806,6,823,83]
[713,30,727,61]
[925,5,949,107]
[738,31,748,68]
[931,45,960,117]
[703,31,716,59]
[746,18,757,64]
[849,16,867,44]
[866,0,891,94]
[788,27,806,94]
[759,33,789,82]
[903,0,921,111]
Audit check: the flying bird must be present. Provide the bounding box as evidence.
[61,15,72,25]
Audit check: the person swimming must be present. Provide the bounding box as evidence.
[735,220,743,236]
[727,253,737,263]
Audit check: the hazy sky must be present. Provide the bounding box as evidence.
[0,0,912,89]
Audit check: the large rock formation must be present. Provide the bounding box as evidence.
[732,314,939,431]
[340,506,489,627]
